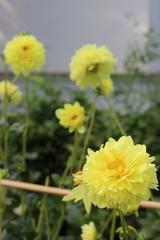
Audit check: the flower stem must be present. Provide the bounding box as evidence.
[105,97,126,136]
[0,64,9,237]
[0,188,6,238]
[53,131,80,240]
[98,210,113,238]
[44,205,52,240]
[35,177,49,240]
[78,92,97,169]
[0,131,3,162]
[119,210,129,240]
[52,204,65,240]
[61,130,79,181]
[55,132,80,238]
[22,77,30,172]
[110,209,117,240]
[3,78,9,167]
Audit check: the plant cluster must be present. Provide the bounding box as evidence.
[0,31,160,240]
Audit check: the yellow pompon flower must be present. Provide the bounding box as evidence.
[70,44,116,88]
[3,33,45,76]
[55,102,85,133]
[63,136,158,212]
[81,222,97,240]
[101,78,114,96]
[0,80,22,104]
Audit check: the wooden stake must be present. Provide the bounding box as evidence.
[139,201,160,210]
[0,179,160,210]
[0,179,70,196]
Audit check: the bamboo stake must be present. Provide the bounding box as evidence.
[0,179,70,196]
[0,179,160,210]
[139,201,160,210]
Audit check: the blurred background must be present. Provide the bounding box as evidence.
[0,0,160,72]
[0,1,160,239]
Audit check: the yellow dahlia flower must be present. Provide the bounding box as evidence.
[63,136,158,213]
[81,222,97,240]
[55,102,85,133]
[70,44,116,88]
[101,78,114,96]
[3,33,45,76]
[0,80,22,104]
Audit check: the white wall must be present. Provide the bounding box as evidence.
[0,0,150,72]
[150,0,160,30]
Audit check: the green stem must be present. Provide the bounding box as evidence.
[0,207,4,239]
[2,63,9,167]
[119,210,129,240]
[0,129,3,162]
[55,133,80,238]
[20,190,28,218]
[44,205,51,240]
[22,77,30,172]
[35,177,49,240]
[0,188,6,239]
[53,128,81,239]
[52,204,65,240]
[55,132,80,239]
[69,131,80,174]
[110,209,117,240]
[3,78,9,167]
[20,77,30,221]
[0,64,9,237]
[61,131,79,181]
[105,97,126,136]
[78,92,97,169]
[98,210,113,238]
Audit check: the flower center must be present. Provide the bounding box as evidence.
[87,63,98,73]
[22,45,29,51]
[107,157,126,178]
[71,114,78,120]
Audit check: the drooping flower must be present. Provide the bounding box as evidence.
[55,102,85,133]
[70,44,116,88]
[63,136,158,213]
[81,222,97,240]
[3,33,45,76]
[0,80,22,104]
[101,78,114,96]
